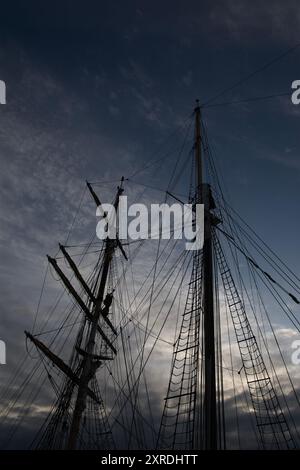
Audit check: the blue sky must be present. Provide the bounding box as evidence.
[0,0,300,449]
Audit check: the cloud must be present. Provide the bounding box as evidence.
[182,71,193,87]
[0,2,300,450]
[207,1,300,43]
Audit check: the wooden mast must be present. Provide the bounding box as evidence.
[67,178,124,449]
[194,101,217,449]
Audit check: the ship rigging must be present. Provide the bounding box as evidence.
[0,103,300,450]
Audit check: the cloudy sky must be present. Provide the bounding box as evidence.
[0,0,300,450]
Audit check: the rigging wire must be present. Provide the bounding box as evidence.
[218,227,300,306]
[202,92,290,109]
[201,114,300,447]
[108,249,192,426]
[129,114,193,179]
[213,182,300,443]
[222,228,300,444]
[224,298,241,449]
[3,91,300,451]
[219,196,300,287]
[202,41,300,107]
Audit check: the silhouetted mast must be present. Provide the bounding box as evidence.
[19,103,298,452]
[194,101,217,449]
[67,178,124,449]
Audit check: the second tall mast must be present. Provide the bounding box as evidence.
[194,102,217,449]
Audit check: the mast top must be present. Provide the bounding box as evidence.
[194,99,202,196]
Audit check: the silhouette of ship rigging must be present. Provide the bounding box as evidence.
[1,102,300,450]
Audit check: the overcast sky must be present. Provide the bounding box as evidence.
[0,0,300,450]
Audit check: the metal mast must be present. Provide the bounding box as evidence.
[194,101,217,449]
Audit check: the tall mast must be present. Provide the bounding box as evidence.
[194,101,217,449]
[67,178,124,449]
[195,100,202,200]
